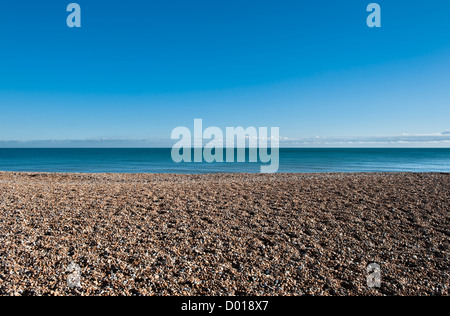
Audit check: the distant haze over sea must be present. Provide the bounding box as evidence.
[0,131,450,148]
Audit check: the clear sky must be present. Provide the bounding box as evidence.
[0,0,449,146]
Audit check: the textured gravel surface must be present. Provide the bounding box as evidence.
[0,172,448,296]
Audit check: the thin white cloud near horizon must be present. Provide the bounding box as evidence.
[0,131,450,148]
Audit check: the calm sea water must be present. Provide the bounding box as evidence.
[0,148,449,174]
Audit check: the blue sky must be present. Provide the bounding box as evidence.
[0,0,449,146]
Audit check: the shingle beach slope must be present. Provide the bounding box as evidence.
[0,172,448,296]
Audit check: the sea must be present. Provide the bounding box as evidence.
[0,148,449,174]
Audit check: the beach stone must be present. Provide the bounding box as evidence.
[66,262,82,289]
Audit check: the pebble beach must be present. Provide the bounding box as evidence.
[0,172,448,296]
